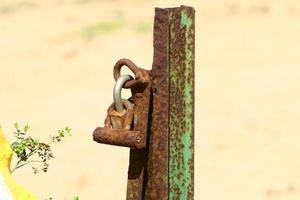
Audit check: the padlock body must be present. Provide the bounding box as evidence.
[107,99,134,130]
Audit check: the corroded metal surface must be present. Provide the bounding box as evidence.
[93,99,143,148]
[168,6,195,200]
[107,100,134,129]
[145,6,195,200]
[113,58,150,88]
[144,7,169,200]
[93,127,144,149]
[126,73,152,200]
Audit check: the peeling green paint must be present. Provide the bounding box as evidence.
[180,10,193,29]
[169,6,195,200]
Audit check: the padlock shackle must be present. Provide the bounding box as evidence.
[113,74,133,113]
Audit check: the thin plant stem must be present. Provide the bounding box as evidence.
[11,160,43,173]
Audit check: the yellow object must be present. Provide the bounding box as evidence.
[0,128,37,200]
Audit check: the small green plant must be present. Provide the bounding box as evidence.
[10,123,79,199]
[10,123,71,174]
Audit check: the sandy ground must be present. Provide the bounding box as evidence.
[0,0,300,199]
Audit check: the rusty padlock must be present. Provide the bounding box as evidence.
[93,59,151,149]
[93,76,145,149]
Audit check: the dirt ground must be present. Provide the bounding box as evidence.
[0,0,300,199]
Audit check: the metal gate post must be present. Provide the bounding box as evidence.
[93,5,195,200]
[145,5,195,200]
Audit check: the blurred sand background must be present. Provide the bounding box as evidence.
[0,0,300,199]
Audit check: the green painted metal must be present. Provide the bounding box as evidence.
[168,6,195,200]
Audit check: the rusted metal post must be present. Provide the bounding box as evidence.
[146,5,195,200]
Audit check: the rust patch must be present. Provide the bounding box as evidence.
[113,58,150,89]
[144,7,169,200]
[106,99,134,129]
[126,71,152,200]
[93,127,145,149]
